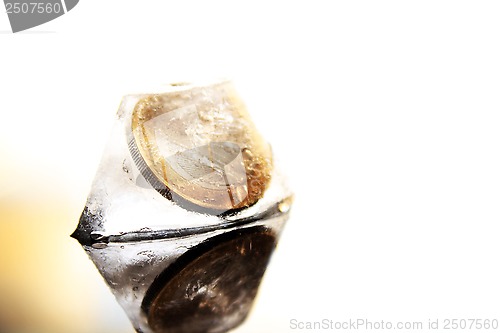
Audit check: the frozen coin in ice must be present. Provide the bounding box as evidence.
[130,81,273,213]
[72,81,294,333]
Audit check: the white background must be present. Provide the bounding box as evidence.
[1,1,500,333]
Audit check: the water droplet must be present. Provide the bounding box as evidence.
[278,196,294,213]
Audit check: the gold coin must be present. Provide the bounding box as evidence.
[130,81,272,213]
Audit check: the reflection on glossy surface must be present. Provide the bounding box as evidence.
[144,227,277,333]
